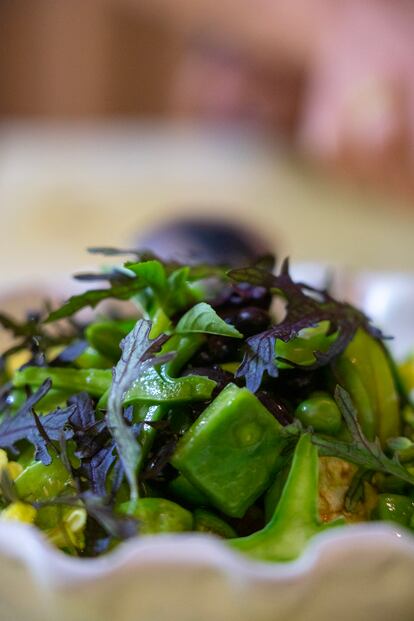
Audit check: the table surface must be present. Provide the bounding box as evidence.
[1,122,413,293]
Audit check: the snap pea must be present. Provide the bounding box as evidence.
[333,329,400,444]
[230,434,345,562]
[14,366,112,398]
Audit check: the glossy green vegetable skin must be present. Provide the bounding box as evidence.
[373,494,414,528]
[193,508,237,538]
[295,391,342,435]
[168,474,211,507]
[231,434,344,562]
[14,362,215,405]
[275,322,336,368]
[333,329,400,444]
[172,383,284,518]
[119,498,193,534]
[124,366,215,405]
[85,320,135,362]
[14,453,71,502]
[129,333,209,474]
[14,367,111,398]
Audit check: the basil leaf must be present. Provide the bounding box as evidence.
[176,302,243,338]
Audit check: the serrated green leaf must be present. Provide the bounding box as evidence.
[107,319,169,503]
[312,386,414,487]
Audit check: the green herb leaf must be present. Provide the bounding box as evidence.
[106,319,170,503]
[312,386,414,486]
[126,260,168,301]
[45,281,146,323]
[176,302,243,338]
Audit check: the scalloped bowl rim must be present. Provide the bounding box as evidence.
[1,519,414,590]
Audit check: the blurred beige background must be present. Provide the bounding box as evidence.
[0,0,414,292]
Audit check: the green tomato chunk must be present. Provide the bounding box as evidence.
[171,383,284,518]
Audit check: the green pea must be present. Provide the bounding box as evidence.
[193,509,237,539]
[295,391,342,435]
[373,493,414,527]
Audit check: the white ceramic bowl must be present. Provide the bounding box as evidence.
[1,267,414,621]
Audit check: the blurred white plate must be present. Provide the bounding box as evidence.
[0,266,414,621]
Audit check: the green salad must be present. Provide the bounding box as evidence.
[0,248,413,561]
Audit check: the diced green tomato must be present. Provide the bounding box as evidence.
[373,493,414,527]
[14,454,72,502]
[14,366,112,398]
[118,498,193,534]
[193,508,237,539]
[171,383,284,518]
[295,391,342,435]
[230,434,345,562]
[168,474,211,507]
